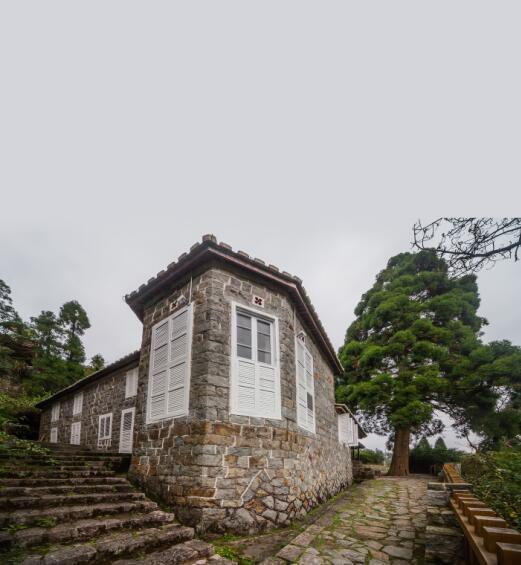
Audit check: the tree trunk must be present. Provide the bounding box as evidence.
[387,427,410,476]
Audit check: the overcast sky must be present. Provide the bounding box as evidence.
[1,2,520,451]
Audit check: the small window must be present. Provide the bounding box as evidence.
[338,413,349,446]
[50,427,58,443]
[125,368,138,398]
[98,413,112,446]
[70,421,81,445]
[73,392,83,416]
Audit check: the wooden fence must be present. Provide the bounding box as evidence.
[442,463,521,564]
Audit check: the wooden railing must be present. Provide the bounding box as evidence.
[442,463,521,564]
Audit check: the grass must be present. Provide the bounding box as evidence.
[35,517,57,528]
[214,545,254,564]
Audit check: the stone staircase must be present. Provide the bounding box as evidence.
[0,444,219,564]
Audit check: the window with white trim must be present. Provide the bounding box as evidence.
[231,303,281,419]
[98,413,112,445]
[349,416,359,446]
[70,421,81,445]
[51,402,60,422]
[50,427,58,443]
[147,304,192,423]
[295,334,315,433]
[125,367,138,398]
[73,392,83,416]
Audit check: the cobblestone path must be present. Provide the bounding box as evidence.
[276,476,430,564]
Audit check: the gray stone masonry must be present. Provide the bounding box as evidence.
[128,266,352,533]
[39,359,139,451]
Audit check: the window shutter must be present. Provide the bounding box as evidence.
[50,427,58,443]
[304,348,314,430]
[338,413,349,445]
[125,368,138,398]
[167,307,190,416]
[150,320,168,420]
[70,422,81,445]
[237,358,256,413]
[147,305,192,423]
[51,402,60,422]
[73,393,83,415]
[296,339,307,428]
[119,408,135,453]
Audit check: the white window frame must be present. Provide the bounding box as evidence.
[230,302,281,420]
[51,402,60,422]
[295,334,316,433]
[73,392,83,416]
[146,304,193,424]
[70,421,81,445]
[119,407,135,454]
[98,412,112,445]
[50,427,58,443]
[125,367,138,399]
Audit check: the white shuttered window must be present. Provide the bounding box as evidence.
[119,408,135,453]
[338,413,349,446]
[73,392,83,415]
[125,368,138,398]
[296,336,315,433]
[231,303,281,419]
[147,304,192,423]
[50,427,58,443]
[70,421,81,445]
[51,402,60,422]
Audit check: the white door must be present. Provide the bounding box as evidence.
[119,408,135,453]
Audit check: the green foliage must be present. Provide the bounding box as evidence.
[214,545,253,565]
[34,517,57,529]
[0,431,55,461]
[461,449,521,531]
[84,354,105,376]
[409,436,464,474]
[0,279,102,401]
[358,448,385,465]
[2,523,29,534]
[337,251,485,453]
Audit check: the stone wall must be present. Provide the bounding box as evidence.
[424,483,464,564]
[129,265,352,533]
[39,360,139,451]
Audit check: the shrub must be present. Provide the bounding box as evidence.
[358,449,385,465]
[461,448,521,531]
[409,436,464,474]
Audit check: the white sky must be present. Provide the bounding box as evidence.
[1,2,520,451]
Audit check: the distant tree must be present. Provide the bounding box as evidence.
[30,311,63,358]
[84,354,105,376]
[413,218,521,275]
[59,301,90,364]
[0,280,33,385]
[337,251,485,476]
[450,340,521,450]
[434,437,447,450]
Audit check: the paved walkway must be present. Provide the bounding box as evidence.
[275,476,430,564]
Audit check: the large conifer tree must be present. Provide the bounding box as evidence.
[337,251,484,475]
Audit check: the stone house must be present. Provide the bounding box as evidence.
[38,235,365,533]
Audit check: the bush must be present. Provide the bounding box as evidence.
[0,391,43,439]
[461,448,521,531]
[358,449,385,465]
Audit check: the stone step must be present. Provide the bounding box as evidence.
[113,539,215,565]
[19,522,196,564]
[0,482,135,497]
[0,476,129,488]
[0,510,177,550]
[0,468,115,479]
[0,499,158,528]
[1,490,146,510]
